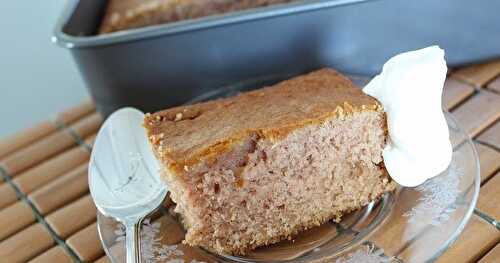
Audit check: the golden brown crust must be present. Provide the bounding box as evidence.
[144,68,382,174]
[99,0,293,34]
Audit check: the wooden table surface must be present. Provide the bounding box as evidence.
[0,61,499,263]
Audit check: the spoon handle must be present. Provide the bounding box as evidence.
[125,221,140,263]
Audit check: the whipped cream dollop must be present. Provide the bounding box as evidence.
[363,46,452,187]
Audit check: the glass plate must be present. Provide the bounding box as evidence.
[96,74,480,263]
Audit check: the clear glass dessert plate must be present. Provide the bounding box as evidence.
[96,74,480,263]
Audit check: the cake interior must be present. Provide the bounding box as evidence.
[163,110,395,255]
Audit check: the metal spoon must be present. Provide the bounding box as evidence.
[89,108,168,263]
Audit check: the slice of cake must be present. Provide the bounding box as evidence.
[144,69,396,255]
[99,0,293,34]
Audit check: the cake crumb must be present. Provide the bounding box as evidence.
[175,113,183,122]
[343,101,354,113]
[336,105,345,120]
[110,13,121,24]
[125,10,135,19]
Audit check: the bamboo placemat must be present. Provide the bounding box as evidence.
[0,61,499,263]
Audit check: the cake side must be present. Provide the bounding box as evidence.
[144,68,382,175]
[144,68,395,255]
[162,109,395,255]
[100,0,293,33]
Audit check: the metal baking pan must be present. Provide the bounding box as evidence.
[54,0,500,117]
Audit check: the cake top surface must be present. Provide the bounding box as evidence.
[99,0,294,33]
[144,68,381,169]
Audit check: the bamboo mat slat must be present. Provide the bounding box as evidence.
[94,255,112,263]
[0,202,35,241]
[29,246,74,263]
[443,78,475,110]
[479,242,500,263]
[0,224,55,262]
[474,143,500,183]
[66,223,104,262]
[55,101,96,126]
[477,172,500,218]
[478,121,500,150]
[0,131,77,176]
[0,183,17,210]
[13,146,89,195]
[45,195,96,239]
[451,60,500,88]
[433,215,499,263]
[28,164,89,215]
[488,76,500,93]
[0,62,499,263]
[0,121,57,161]
[449,90,500,138]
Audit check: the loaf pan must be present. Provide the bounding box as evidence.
[54,0,500,117]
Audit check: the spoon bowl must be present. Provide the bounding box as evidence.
[89,107,168,263]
